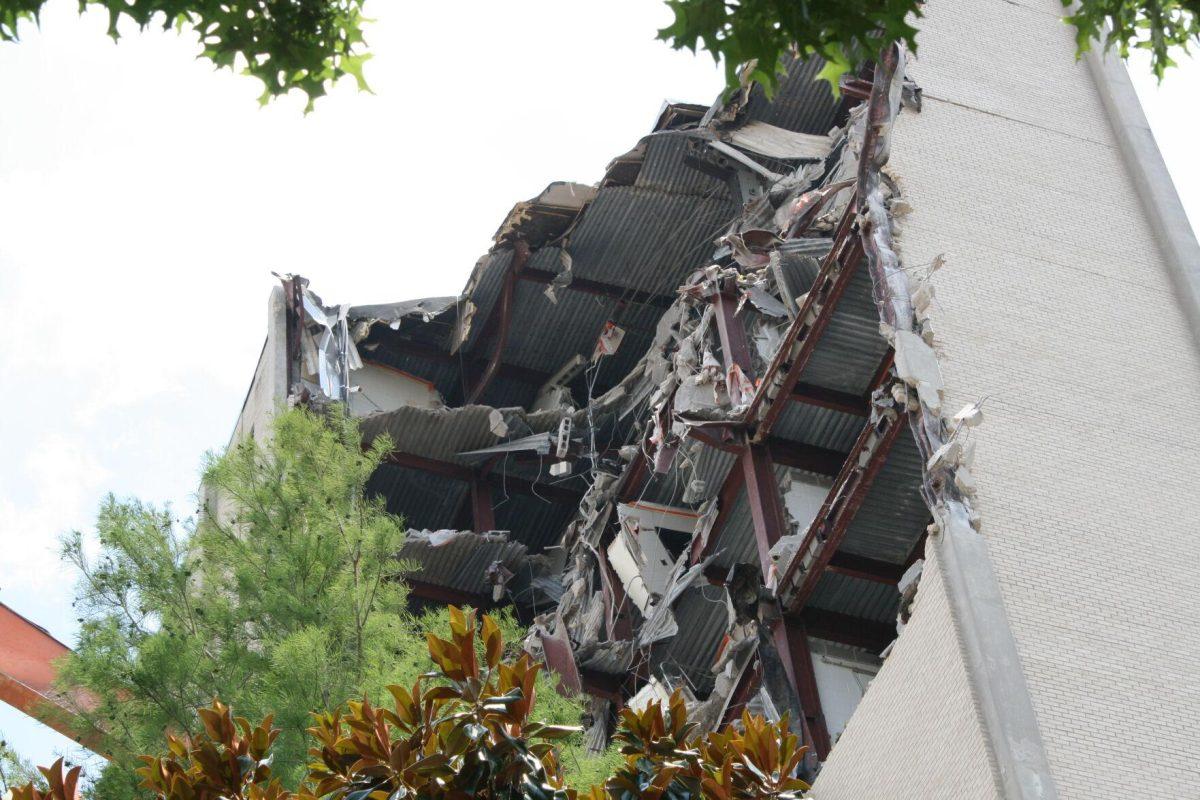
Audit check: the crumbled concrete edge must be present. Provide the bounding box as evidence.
[860,44,1059,800]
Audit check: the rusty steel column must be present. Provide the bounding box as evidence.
[470,478,496,532]
[779,619,832,759]
[711,284,755,379]
[740,442,789,582]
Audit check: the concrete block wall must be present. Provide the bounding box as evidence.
[812,542,1000,798]
[816,0,1200,795]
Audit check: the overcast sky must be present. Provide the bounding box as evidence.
[1,0,1196,772]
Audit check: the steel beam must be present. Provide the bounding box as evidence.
[406,579,496,610]
[597,547,634,641]
[778,620,832,759]
[800,607,894,653]
[838,76,874,101]
[682,425,845,478]
[778,403,906,613]
[468,240,531,403]
[825,551,906,585]
[616,438,652,504]
[791,382,869,417]
[539,626,583,695]
[866,348,896,397]
[711,286,755,378]
[741,443,790,581]
[380,451,583,506]
[766,437,847,477]
[364,346,549,388]
[747,199,863,441]
[520,269,675,309]
[720,661,762,728]
[579,669,625,704]
[470,478,496,532]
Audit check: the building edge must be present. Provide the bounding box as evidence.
[1083,34,1200,356]
[937,507,1058,800]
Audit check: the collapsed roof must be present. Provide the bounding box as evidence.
[234,56,939,773]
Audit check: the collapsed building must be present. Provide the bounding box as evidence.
[236,52,916,767]
[6,0,1199,797]
[225,0,1200,792]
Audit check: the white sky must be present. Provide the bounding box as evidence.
[1,0,1196,773]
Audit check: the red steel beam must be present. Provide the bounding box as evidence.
[470,478,496,532]
[800,607,895,653]
[520,269,675,309]
[683,426,845,476]
[825,551,906,585]
[364,345,550,388]
[616,433,653,504]
[685,425,743,454]
[779,620,832,759]
[468,240,531,404]
[406,579,496,610]
[689,457,747,566]
[779,403,906,613]
[597,547,634,641]
[866,348,896,399]
[579,669,625,704]
[712,286,755,379]
[792,382,869,417]
[721,628,818,768]
[766,437,847,477]
[0,603,104,753]
[747,198,863,441]
[381,450,473,481]
[539,626,583,695]
[741,443,790,584]
[838,76,874,101]
[380,450,583,506]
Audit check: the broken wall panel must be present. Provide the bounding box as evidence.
[632,133,739,199]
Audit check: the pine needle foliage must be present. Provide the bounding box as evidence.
[57,408,408,797]
[1,735,46,795]
[52,408,601,800]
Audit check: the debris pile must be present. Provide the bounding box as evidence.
[236,55,958,768]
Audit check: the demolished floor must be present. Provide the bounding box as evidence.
[240,55,957,774]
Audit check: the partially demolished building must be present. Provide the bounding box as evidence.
[228,1,1200,798]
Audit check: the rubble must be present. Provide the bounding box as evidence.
[235,53,961,770]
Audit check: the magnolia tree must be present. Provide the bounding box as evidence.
[12,608,810,800]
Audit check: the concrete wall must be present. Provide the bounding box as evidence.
[230,286,288,446]
[347,363,441,416]
[812,541,1000,799]
[820,0,1200,795]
